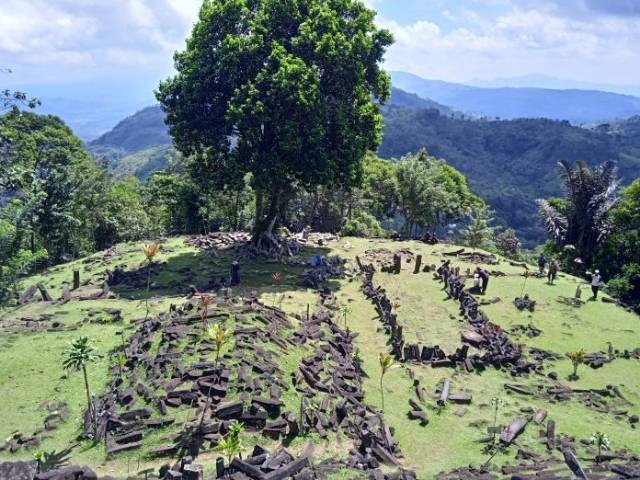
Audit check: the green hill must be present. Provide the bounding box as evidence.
[1,236,638,478]
[83,97,640,245]
[87,106,171,163]
[379,109,640,244]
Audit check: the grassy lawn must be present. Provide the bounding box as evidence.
[0,235,638,478]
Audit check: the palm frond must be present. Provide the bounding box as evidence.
[536,199,567,241]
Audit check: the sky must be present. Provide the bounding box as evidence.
[1,0,640,108]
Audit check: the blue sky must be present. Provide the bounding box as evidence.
[1,0,640,105]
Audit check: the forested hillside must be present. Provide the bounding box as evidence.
[86,94,640,245]
[379,108,640,243]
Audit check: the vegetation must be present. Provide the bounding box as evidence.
[62,336,99,426]
[538,164,640,312]
[591,431,610,462]
[2,236,640,478]
[157,0,393,244]
[568,349,586,380]
[217,422,244,465]
[380,108,640,245]
[206,322,233,367]
[378,352,394,412]
[538,161,619,267]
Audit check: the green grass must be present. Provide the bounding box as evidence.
[1,236,639,478]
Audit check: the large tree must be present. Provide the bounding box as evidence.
[396,150,481,236]
[157,0,393,245]
[537,161,619,266]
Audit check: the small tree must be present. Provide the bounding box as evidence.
[591,431,610,462]
[378,353,394,412]
[206,322,233,367]
[217,422,244,466]
[142,243,160,319]
[271,272,282,306]
[200,321,233,426]
[62,336,99,422]
[495,228,521,259]
[462,208,495,250]
[340,305,352,331]
[490,397,505,444]
[568,349,586,380]
[114,352,127,377]
[198,294,213,331]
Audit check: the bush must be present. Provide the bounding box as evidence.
[606,263,640,309]
[341,212,386,238]
[495,228,521,259]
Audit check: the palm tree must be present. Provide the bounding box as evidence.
[142,243,160,319]
[591,431,610,462]
[63,336,99,417]
[568,349,586,380]
[538,161,619,266]
[340,305,352,330]
[378,352,394,412]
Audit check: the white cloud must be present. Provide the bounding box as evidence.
[1,0,638,91]
[380,3,640,84]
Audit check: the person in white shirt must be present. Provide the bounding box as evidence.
[588,269,603,300]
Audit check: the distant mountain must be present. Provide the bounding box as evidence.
[85,90,640,245]
[471,74,640,98]
[87,106,171,162]
[85,88,452,179]
[380,107,640,244]
[386,88,454,114]
[391,71,640,124]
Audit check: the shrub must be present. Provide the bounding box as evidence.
[341,212,385,238]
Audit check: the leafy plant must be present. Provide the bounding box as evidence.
[591,431,610,462]
[568,349,586,380]
[378,353,394,412]
[217,422,244,466]
[206,322,233,366]
[114,352,127,377]
[62,337,99,427]
[340,305,352,330]
[490,397,505,444]
[198,294,213,331]
[538,161,619,267]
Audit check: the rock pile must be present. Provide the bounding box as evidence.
[358,259,536,375]
[187,232,252,251]
[298,256,346,289]
[75,281,411,479]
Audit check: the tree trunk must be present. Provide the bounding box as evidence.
[252,186,283,245]
[82,365,93,420]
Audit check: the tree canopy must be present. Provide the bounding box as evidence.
[157,0,393,243]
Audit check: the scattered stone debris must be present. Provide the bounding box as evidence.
[557,296,584,308]
[298,257,345,289]
[514,295,536,312]
[510,323,542,338]
[357,257,541,376]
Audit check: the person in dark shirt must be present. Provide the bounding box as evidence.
[537,253,547,274]
[475,267,490,294]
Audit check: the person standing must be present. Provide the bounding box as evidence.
[547,259,558,285]
[538,253,547,274]
[476,267,490,294]
[588,269,603,300]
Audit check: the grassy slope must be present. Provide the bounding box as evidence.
[1,236,638,478]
